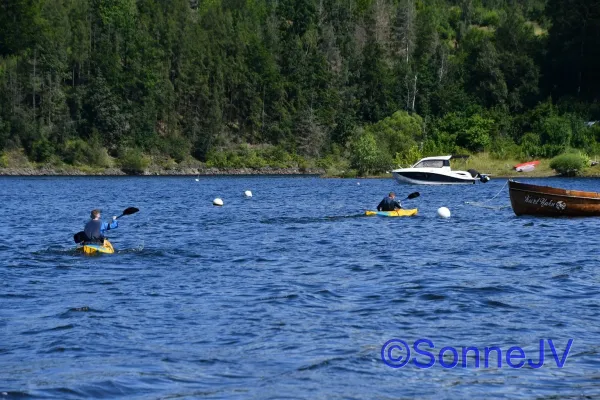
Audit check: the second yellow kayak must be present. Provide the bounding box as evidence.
[365,209,418,217]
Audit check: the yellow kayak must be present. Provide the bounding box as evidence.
[77,239,115,255]
[365,209,418,217]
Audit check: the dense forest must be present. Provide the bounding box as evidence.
[0,0,599,174]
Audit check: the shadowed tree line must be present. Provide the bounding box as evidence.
[0,0,599,174]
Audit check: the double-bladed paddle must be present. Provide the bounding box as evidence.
[116,207,140,219]
[73,207,139,243]
[402,192,420,201]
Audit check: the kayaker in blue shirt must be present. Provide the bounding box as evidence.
[377,192,402,211]
[84,209,118,242]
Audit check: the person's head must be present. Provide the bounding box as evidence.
[90,209,101,220]
[389,192,395,199]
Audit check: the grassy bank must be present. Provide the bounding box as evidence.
[461,153,556,178]
[0,149,326,176]
[467,153,600,178]
[3,148,600,178]
[332,152,600,179]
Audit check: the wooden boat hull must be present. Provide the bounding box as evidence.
[508,180,600,217]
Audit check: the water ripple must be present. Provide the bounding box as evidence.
[1,176,599,399]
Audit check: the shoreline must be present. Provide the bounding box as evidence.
[3,166,600,179]
[0,166,327,176]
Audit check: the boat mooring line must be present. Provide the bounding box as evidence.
[465,180,511,209]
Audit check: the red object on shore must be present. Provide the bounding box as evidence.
[514,160,540,172]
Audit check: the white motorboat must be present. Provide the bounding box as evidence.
[391,155,490,185]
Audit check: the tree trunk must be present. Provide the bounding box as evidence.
[577,19,588,97]
[395,0,416,63]
[32,48,36,120]
[411,74,418,111]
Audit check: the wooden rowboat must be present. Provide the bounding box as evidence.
[508,180,600,216]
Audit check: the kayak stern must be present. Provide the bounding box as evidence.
[78,239,115,255]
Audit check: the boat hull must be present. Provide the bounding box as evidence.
[365,209,418,217]
[508,180,600,217]
[77,239,115,255]
[516,165,536,172]
[515,161,540,172]
[392,171,477,185]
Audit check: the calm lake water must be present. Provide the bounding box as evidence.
[1,176,599,399]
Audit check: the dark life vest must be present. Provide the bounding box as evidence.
[84,220,103,241]
[378,197,401,211]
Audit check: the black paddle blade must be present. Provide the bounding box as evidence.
[406,192,420,200]
[121,207,139,216]
[73,231,87,244]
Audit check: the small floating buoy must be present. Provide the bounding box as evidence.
[437,207,451,219]
[244,190,252,198]
[213,198,223,206]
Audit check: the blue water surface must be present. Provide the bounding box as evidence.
[0,176,599,399]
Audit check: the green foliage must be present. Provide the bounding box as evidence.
[394,145,422,168]
[545,0,600,102]
[462,114,493,151]
[570,116,594,150]
[63,139,89,165]
[590,124,600,145]
[156,136,191,163]
[350,131,378,176]
[490,135,520,160]
[519,132,543,158]
[0,0,597,173]
[480,10,501,27]
[365,111,423,160]
[435,112,493,152]
[550,152,589,176]
[63,139,111,167]
[535,115,572,149]
[0,0,41,56]
[0,149,30,168]
[462,28,508,108]
[31,138,54,163]
[317,145,351,175]
[0,117,9,151]
[349,130,392,176]
[119,148,150,174]
[205,144,303,169]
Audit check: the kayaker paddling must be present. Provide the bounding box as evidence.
[73,207,139,255]
[377,192,403,211]
[83,209,118,243]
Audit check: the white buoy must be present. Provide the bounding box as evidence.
[213,198,223,206]
[437,207,451,219]
[244,190,253,198]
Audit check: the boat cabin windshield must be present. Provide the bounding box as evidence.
[413,159,450,168]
